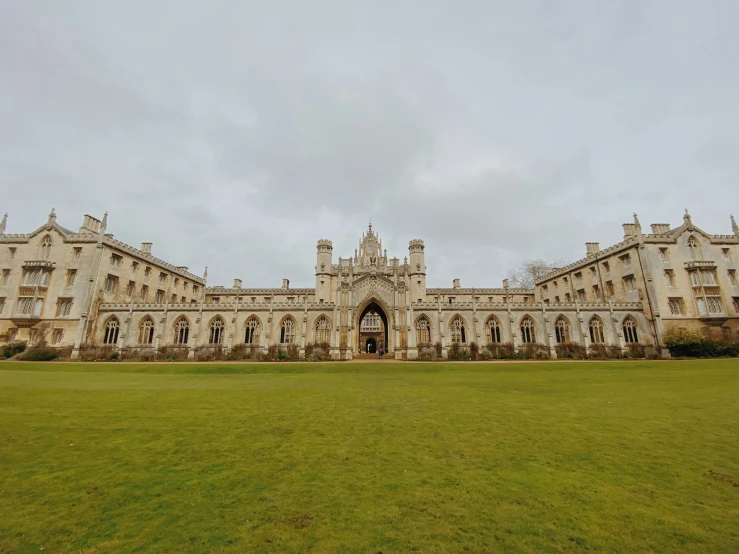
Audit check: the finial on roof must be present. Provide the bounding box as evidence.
[683,208,692,228]
[100,211,108,233]
[203,266,208,280]
[368,218,373,234]
[0,213,7,234]
[48,207,56,225]
[731,214,738,236]
[633,212,641,232]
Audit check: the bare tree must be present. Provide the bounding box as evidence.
[506,259,562,289]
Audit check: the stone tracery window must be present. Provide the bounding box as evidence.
[485,315,502,343]
[450,315,466,344]
[360,311,381,332]
[173,316,190,345]
[244,316,260,345]
[39,236,52,259]
[209,316,225,344]
[138,316,155,344]
[588,316,605,344]
[415,315,431,344]
[314,315,331,344]
[280,316,296,344]
[622,316,639,343]
[103,316,120,345]
[520,316,536,344]
[554,315,571,343]
[687,236,702,260]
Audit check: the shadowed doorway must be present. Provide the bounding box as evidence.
[358,301,388,354]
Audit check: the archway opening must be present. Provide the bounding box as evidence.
[358,301,389,353]
[365,337,376,354]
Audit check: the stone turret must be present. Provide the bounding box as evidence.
[409,239,426,302]
[315,239,333,303]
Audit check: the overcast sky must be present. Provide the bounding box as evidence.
[2,1,738,288]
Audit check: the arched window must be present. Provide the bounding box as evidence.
[485,315,502,344]
[209,316,225,345]
[280,316,296,344]
[173,316,190,345]
[588,316,605,344]
[244,316,260,345]
[314,315,331,344]
[360,311,381,331]
[103,317,120,345]
[138,316,155,344]
[622,317,639,343]
[554,315,571,343]
[415,315,431,344]
[450,315,466,344]
[520,316,536,344]
[687,236,702,260]
[39,236,52,259]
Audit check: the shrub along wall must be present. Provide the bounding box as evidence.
[664,328,739,358]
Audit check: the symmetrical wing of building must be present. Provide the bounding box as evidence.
[0,209,737,359]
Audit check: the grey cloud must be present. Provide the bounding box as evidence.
[1,0,738,289]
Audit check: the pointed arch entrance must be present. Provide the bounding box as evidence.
[356,298,391,355]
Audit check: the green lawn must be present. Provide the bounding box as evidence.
[1,360,738,553]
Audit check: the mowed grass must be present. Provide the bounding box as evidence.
[1,361,738,553]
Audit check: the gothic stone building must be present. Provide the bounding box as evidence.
[1,210,738,359]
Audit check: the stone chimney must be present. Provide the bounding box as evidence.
[622,223,636,238]
[79,214,101,234]
[452,278,461,289]
[503,278,509,289]
[585,242,600,256]
[282,278,289,289]
[233,278,242,288]
[141,242,152,254]
[650,223,670,235]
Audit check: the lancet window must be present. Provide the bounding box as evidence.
[554,316,571,343]
[280,316,296,344]
[174,317,190,345]
[244,317,260,345]
[485,315,502,343]
[622,317,639,343]
[138,316,155,345]
[415,315,431,344]
[103,317,120,345]
[314,316,331,344]
[588,316,605,344]
[209,316,225,345]
[520,316,536,344]
[450,315,467,344]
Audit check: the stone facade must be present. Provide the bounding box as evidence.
[1,210,737,359]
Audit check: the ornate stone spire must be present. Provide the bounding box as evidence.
[203,266,208,280]
[368,218,373,235]
[731,214,738,236]
[633,212,641,234]
[100,211,108,233]
[0,213,7,234]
